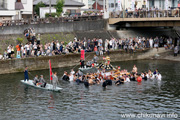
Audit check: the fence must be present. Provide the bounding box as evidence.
[0,15,103,27]
[110,9,180,18]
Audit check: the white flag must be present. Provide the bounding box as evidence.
[165,0,169,10]
[132,0,135,11]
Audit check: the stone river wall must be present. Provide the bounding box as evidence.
[0,48,171,74]
[0,20,106,35]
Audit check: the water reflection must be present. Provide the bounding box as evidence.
[48,94,54,109]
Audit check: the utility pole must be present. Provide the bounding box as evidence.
[49,0,52,17]
[32,0,34,19]
[103,0,105,12]
[96,0,97,10]
[114,0,116,11]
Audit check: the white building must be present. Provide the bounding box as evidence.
[40,7,56,18]
[21,0,33,19]
[108,0,179,12]
[0,0,33,22]
[147,0,179,10]
[0,0,17,22]
[34,0,85,17]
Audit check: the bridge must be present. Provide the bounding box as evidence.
[109,10,180,27]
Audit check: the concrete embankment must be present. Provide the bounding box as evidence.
[153,50,180,62]
[0,48,172,74]
[0,20,106,35]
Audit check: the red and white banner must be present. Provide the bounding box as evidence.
[80,50,85,60]
[49,60,53,80]
[118,0,122,11]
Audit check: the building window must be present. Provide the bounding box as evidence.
[115,3,118,7]
[111,3,114,8]
[149,0,155,8]
[70,10,76,14]
[0,0,6,8]
[172,0,178,7]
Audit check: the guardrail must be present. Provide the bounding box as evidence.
[0,15,103,27]
[110,10,180,18]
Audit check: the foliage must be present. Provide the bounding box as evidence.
[55,0,64,15]
[16,37,23,43]
[64,41,68,45]
[45,12,60,18]
[64,12,70,16]
[34,1,46,16]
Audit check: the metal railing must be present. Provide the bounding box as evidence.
[110,9,180,18]
[0,15,103,27]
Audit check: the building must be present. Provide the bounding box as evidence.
[0,0,16,22]
[92,0,103,10]
[0,0,33,22]
[40,7,56,18]
[33,0,85,16]
[109,0,180,12]
[147,0,179,10]
[21,0,33,19]
[88,0,95,9]
[74,0,89,9]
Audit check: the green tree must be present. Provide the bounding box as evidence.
[55,0,64,15]
[34,1,46,16]
[16,37,23,44]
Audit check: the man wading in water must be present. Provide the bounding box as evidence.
[132,65,138,74]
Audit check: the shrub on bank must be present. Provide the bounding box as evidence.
[45,13,60,18]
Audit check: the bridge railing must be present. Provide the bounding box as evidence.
[0,15,103,27]
[110,9,180,18]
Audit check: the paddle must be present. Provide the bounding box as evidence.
[28,72,34,78]
[71,54,91,70]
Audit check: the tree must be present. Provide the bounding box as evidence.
[34,1,46,16]
[55,0,64,15]
[16,37,23,44]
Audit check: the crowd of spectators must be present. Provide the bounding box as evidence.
[82,11,104,16]
[0,14,103,27]
[111,7,180,18]
[0,34,178,60]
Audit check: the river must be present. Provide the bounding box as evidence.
[0,60,179,120]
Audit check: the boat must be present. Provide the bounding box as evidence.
[79,67,98,74]
[79,67,94,71]
[20,80,62,92]
[21,60,62,92]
